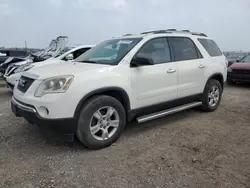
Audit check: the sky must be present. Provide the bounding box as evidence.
[0,0,250,51]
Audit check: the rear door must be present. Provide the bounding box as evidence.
[168,37,205,98]
[197,38,227,82]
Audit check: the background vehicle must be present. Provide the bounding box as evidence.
[11,29,227,149]
[224,51,248,67]
[0,36,68,74]
[0,49,31,74]
[4,44,94,88]
[227,53,250,84]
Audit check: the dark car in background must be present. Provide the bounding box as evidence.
[227,53,250,84]
[0,49,38,74]
[0,49,29,63]
[224,51,248,67]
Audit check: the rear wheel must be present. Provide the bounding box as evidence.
[201,79,222,112]
[76,95,126,149]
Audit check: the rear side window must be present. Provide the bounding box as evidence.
[168,37,200,61]
[198,38,222,57]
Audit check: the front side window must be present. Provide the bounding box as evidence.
[74,38,142,65]
[136,38,171,64]
[241,54,250,62]
[198,38,222,57]
[168,37,199,61]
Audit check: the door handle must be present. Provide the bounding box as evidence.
[199,64,205,69]
[167,69,176,73]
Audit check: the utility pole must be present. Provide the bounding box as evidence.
[25,41,27,48]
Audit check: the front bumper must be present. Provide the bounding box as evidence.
[11,97,76,141]
[227,72,250,82]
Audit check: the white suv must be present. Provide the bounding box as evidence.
[11,29,227,149]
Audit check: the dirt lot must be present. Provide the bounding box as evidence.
[0,85,249,188]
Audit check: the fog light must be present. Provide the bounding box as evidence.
[38,106,49,117]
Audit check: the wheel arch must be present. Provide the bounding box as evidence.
[74,87,131,119]
[205,73,224,91]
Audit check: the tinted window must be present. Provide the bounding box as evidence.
[198,38,222,57]
[136,38,171,64]
[168,37,199,61]
[75,38,142,65]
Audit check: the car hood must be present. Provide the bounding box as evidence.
[23,61,109,80]
[230,62,250,70]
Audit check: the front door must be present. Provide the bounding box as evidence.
[130,38,178,109]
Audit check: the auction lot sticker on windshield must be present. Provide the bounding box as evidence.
[117,40,133,44]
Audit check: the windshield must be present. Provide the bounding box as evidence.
[74,38,142,65]
[241,54,250,62]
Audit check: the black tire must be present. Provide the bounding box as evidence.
[201,79,222,112]
[227,79,235,85]
[76,95,126,149]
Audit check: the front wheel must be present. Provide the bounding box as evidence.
[76,95,126,149]
[201,79,222,112]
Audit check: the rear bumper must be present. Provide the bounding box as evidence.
[11,97,77,141]
[227,73,250,82]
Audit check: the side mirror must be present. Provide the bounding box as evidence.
[131,56,154,67]
[65,53,73,61]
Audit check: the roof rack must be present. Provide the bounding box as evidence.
[139,29,207,37]
[191,32,207,37]
[166,29,177,31]
[124,29,208,37]
[141,29,177,34]
[181,30,190,32]
[123,34,133,36]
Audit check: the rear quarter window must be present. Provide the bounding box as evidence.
[198,38,222,57]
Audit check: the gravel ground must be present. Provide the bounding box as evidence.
[0,85,250,188]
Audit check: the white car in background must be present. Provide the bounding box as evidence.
[4,44,94,88]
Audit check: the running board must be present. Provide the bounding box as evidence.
[137,101,202,123]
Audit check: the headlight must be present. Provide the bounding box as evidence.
[34,75,74,97]
[15,64,34,73]
[227,67,233,72]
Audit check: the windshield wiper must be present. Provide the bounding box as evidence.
[76,60,97,64]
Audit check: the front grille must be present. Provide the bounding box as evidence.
[232,69,250,75]
[17,76,35,93]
